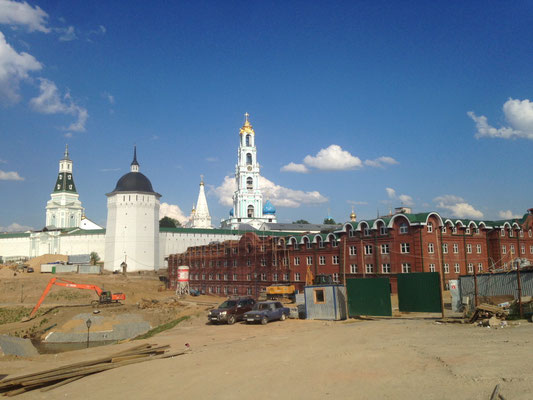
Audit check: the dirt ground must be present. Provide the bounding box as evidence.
[1,261,533,399]
[0,262,218,339]
[1,310,532,399]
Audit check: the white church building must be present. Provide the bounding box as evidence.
[0,115,293,271]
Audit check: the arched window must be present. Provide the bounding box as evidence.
[247,205,254,218]
[246,153,252,165]
[246,135,251,146]
[246,177,253,189]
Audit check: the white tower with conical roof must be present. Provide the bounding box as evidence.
[104,147,161,272]
[45,145,84,228]
[188,176,212,228]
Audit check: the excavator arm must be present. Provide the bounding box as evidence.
[27,277,120,320]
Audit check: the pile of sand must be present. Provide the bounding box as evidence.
[27,254,68,273]
[0,267,15,278]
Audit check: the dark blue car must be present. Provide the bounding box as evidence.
[243,301,290,325]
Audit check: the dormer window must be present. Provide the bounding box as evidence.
[442,226,447,233]
[399,223,408,234]
[427,222,433,233]
[364,227,371,236]
[452,227,457,234]
[501,229,505,237]
[380,225,387,235]
[465,227,470,234]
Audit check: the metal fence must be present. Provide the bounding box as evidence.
[459,270,533,305]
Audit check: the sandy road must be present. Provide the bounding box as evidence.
[3,313,533,400]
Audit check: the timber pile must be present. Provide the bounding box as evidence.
[0,343,186,396]
[469,303,508,324]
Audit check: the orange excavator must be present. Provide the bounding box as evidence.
[26,277,126,320]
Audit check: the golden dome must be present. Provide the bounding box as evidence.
[350,209,357,222]
[239,112,255,135]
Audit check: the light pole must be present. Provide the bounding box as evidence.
[86,318,92,348]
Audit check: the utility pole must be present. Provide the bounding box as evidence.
[516,259,523,318]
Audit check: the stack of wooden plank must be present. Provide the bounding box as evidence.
[0,343,186,397]
[469,303,508,323]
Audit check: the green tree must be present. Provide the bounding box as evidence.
[90,252,100,265]
[159,216,181,228]
[323,218,337,225]
[293,219,310,224]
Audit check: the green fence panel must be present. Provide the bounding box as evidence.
[346,278,392,317]
[397,272,442,313]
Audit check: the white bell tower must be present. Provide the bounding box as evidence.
[222,113,276,229]
[45,145,84,229]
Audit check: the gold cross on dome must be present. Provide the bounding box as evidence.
[244,112,249,122]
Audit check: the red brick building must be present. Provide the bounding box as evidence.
[168,209,533,297]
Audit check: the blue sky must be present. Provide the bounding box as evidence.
[1,0,532,231]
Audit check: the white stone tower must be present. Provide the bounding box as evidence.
[222,113,276,229]
[104,147,161,272]
[188,176,212,228]
[45,145,84,229]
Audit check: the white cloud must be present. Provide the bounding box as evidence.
[160,202,190,225]
[211,175,328,208]
[385,187,414,206]
[30,78,88,132]
[57,25,76,41]
[0,31,41,103]
[498,210,521,219]
[434,195,483,218]
[303,144,362,171]
[102,91,114,104]
[282,144,397,173]
[0,0,49,33]
[364,156,399,168]
[469,98,533,140]
[280,162,309,173]
[398,194,414,206]
[0,169,23,180]
[0,222,33,232]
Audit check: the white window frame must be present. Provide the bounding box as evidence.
[365,264,373,273]
[349,246,357,256]
[401,243,410,254]
[429,263,435,272]
[444,263,450,274]
[453,243,459,254]
[295,272,301,281]
[382,263,391,273]
[364,245,373,255]
[428,243,434,254]
[381,244,390,254]
[427,222,433,233]
[442,243,448,254]
[350,264,358,273]
[454,263,460,273]
[332,255,339,265]
[401,263,411,273]
[319,256,326,265]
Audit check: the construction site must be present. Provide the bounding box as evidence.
[1,254,533,399]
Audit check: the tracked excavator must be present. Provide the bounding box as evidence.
[24,277,126,321]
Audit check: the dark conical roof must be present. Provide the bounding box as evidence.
[107,147,160,197]
[112,171,156,193]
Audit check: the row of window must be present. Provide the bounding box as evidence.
[347,242,487,256]
[189,272,341,283]
[501,244,533,255]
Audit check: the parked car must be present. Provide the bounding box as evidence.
[243,301,290,325]
[26,267,34,273]
[207,297,255,325]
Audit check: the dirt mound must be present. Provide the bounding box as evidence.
[27,254,68,273]
[0,267,15,278]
